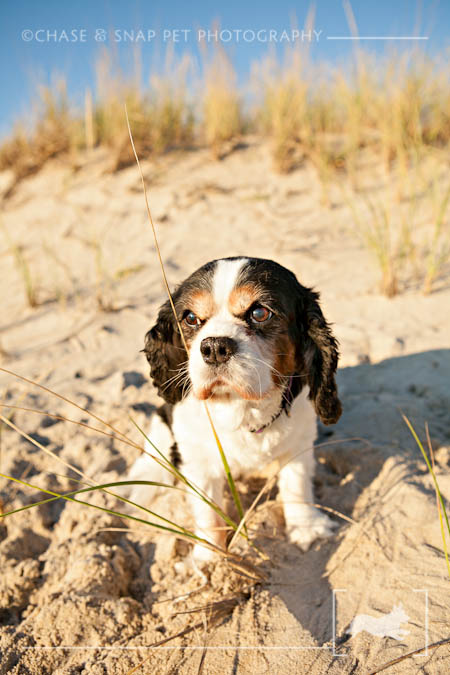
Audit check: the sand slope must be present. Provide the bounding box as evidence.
[0,142,449,673]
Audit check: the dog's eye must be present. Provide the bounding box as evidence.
[184,311,200,327]
[250,306,272,323]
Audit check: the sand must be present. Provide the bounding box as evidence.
[0,140,449,674]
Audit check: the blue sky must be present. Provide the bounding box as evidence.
[0,0,448,137]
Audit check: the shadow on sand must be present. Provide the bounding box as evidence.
[265,348,450,645]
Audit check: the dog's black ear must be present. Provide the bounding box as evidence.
[144,301,188,404]
[295,288,342,425]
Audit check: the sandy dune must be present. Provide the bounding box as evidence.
[0,141,449,673]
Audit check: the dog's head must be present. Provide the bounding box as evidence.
[144,257,342,425]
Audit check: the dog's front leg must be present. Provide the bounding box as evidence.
[184,470,226,564]
[278,448,335,551]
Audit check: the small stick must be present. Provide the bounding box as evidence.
[368,636,450,675]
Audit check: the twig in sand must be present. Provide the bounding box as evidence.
[368,636,450,675]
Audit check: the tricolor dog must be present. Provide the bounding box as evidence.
[128,257,342,562]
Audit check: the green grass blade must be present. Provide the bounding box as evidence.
[0,478,181,516]
[0,473,195,536]
[204,403,246,531]
[403,415,450,579]
[0,472,219,549]
[130,415,244,538]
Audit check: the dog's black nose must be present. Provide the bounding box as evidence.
[200,337,237,365]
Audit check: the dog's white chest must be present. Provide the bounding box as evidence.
[172,388,316,477]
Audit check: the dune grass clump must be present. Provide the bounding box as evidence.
[0,45,448,185]
[148,53,196,156]
[0,79,79,182]
[99,92,195,171]
[257,48,450,187]
[94,50,195,170]
[346,192,411,299]
[0,219,40,308]
[256,50,309,173]
[345,147,450,298]
[0,127,31,178]
[422,178,450,295]
[203,49,243,159]
[261,75,307,173]
[347,190,412,298]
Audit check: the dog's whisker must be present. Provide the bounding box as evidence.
[163,375,183,387]
[241,354,290,381]
[162,370,186,387]
[181,378,192,400]
[246,361,263,398]
[160,367,190,392]
[241,354,307,382]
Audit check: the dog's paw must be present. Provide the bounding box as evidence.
[286,512,336,552]
[192,543,217,565]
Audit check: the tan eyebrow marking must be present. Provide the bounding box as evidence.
[228,283,260,315]
[188,290,215,319]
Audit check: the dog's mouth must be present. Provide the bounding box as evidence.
[196,378,230,400]
[195,378,271,402]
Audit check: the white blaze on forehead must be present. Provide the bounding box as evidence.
[212,258,248,310]
[188,257,274,399]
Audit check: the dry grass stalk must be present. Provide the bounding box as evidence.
[84,87,95,150]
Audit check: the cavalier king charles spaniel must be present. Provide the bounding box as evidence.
[128,257,342,562]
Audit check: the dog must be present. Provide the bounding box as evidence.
[128,257,342,563]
